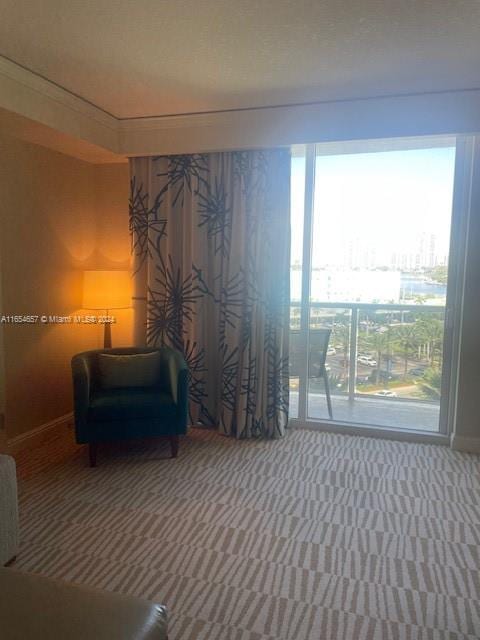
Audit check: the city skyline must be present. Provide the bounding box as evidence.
[291,145,456,273]
[291,229,448,271]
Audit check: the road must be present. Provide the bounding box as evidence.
[323,352,426,380]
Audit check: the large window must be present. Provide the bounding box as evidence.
[290,138,457,433]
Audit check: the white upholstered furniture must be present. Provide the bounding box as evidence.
[0,454,19,565]
[0,568,168,640]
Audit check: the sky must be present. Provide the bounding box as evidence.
[291,145,456,270]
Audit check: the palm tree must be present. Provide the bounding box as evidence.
[420,368,442,400]
[393,324,419,380]
[418,317,444,368]
[332,319,350,378]
[365,330,392,384]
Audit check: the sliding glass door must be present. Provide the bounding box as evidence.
[290,136,463,435]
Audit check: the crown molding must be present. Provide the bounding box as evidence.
[0,55,119,155]
[0,57,116,127]
[2,54,480,162]
[117,108,244,131]
[118,89,480,157]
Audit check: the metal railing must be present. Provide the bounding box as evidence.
[290,301,446,405]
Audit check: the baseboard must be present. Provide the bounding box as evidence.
[0,413,7,453]
[290,419,451,447]
[450,434,480,454]
[6,412,74,456]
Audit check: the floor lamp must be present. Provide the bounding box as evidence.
[82,270,131,348]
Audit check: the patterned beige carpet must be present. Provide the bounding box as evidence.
[12,427,480,639]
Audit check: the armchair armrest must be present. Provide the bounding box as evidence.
[71,353,93,442]
[159,348,188,429]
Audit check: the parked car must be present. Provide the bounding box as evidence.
[376,369,397,381]
[374,389,397,397]
[327,347,336,355]
[409,367,426,377]
[356,374,370,384]
[375,326,389,333]
[357,355,377,367]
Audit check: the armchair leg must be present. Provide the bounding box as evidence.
[324,373,333,419]
[89,443,97,468]
[169,436,179,458]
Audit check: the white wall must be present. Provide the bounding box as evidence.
[0,247,5,451]
[452,138,480,450]
[0,132,130,439]
[1,72,480,449]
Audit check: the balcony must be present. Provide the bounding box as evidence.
[289,302,445,432]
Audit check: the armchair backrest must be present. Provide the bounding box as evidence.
[72,347,173,393]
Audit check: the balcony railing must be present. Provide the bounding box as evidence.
[289,302,445,431]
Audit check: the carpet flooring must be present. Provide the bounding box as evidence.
[12,427,480,639]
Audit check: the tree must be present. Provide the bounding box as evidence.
[332,319,350,378]
[365,330,392,384]
[393,324,419,380]
[420,368,442,399]
[418,317,444,368]
[426,265,448,285]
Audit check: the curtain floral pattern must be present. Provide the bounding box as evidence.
[129,149,290,438]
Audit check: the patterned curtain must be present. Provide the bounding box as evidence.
[129,149,291,439]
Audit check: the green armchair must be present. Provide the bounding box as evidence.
[71,347,188,466]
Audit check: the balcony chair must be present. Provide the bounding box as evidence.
[72,346,188,466]
[309,328,333,419]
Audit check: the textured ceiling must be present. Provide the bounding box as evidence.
[1,0,480,119]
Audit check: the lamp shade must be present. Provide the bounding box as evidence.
[83,270,131,310]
